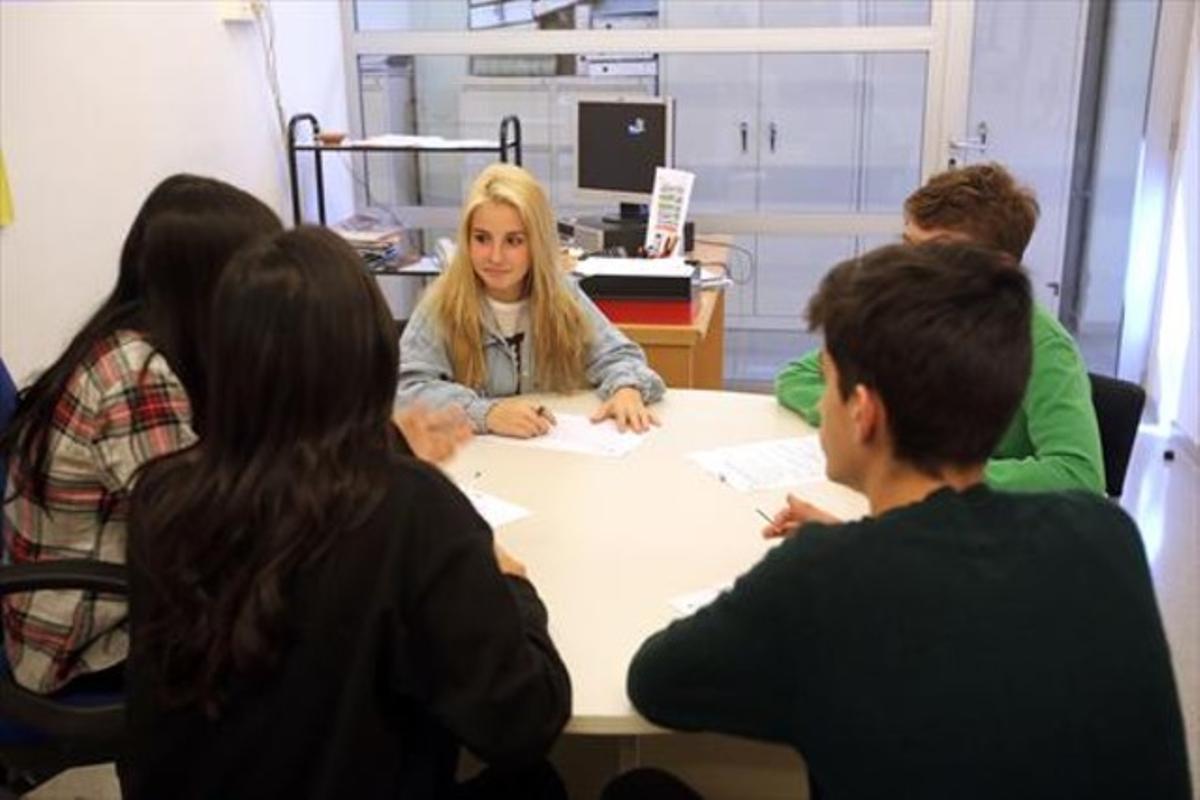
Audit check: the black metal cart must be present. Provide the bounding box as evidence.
[285,112,523,226]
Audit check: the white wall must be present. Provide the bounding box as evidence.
[0,0,352,382]
[1146,7,1199,450]
[1118,0,1195,387]
[1078,0,1158,332]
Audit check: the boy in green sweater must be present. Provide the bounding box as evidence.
[775,163,1104,494]
[622,244,1189,800]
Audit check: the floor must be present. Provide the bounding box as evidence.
[23,425,1200,800]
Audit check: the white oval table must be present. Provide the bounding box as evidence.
[440,388,868,736]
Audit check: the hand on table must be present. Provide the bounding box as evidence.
[590,386,660,433]
[393,404,472,464]
[494,543,527,579]
[486,398,556,439]
[761,493,841,539]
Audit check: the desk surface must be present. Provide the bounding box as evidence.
[441,389,868,734]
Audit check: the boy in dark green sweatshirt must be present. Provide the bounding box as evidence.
[776,163,1104,494]
[626,243,1189,800]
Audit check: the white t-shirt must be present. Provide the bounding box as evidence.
[486,296,529,340]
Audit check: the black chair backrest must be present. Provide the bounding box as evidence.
[0,561,127,795]
[0,357,15,497]
[1089,372,1146,498]
[0,562,127,740]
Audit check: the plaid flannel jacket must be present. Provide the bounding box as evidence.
[2,330,194,694]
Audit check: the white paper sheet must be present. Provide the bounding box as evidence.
[489,413,646,458]
[349,134,500,149]
[689,436,827,491]
[461,488,530,529]
[644,167,696,258]
[669,582,732,617]
[699,266,732,288]
[572,256,692,278]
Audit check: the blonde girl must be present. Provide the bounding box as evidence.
[398,164,664,437]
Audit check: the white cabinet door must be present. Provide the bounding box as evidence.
[760,0,864,26]
[758,51,926,215]
[758,53,863,213]
[458,79,554,202]
[860,52,927,212]
[661,0,758,28]
[663,53,760,214]
[749,235,857,327]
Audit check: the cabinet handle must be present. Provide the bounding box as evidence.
[769,122,778,153]
[739,122,748,154]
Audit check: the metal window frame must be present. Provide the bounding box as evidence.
[337,0,976,236]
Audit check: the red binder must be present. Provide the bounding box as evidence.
[595,296,698,325]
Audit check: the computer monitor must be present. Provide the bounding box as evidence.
[575,95,674,221]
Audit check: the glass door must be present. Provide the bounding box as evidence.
[343,0,1094,388]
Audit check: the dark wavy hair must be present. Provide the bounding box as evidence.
[129,226,402,716]
[0,174,281,505]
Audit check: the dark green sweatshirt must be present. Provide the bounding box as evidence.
[628,486,1189,800]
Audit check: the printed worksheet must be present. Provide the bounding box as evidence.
[668,582,733,618]
[460,488,530,529]
[689,435,827,491]
[644,167,696,258]
[489,413,646,458]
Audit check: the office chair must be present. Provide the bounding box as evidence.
[0,563,128,797]
[0,358,127,797]
[1089,372,1146,499]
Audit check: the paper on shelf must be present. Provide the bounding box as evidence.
[388,256,442,275]
[351,134,500,149]
[689,436,827,491]
[489,413,646,458]
[461,488,530,529]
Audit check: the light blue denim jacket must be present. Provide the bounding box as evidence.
[398,276,666,432]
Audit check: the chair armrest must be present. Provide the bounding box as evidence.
[0,561,126,596]
[0,560,127,744]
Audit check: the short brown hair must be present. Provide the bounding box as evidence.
[806,243,1032,475]
[903,163,1039,260]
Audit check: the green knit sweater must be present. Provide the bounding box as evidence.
[627,486,1190,800]
[774,305,1105,493]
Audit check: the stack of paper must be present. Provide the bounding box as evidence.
[332,212,413,272]
[689,436,827,491]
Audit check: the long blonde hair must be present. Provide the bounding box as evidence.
[428,163,590,391]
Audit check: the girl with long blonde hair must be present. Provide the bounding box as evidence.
[399,164,664,437]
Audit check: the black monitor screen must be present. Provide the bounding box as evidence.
[577,100,669,196]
